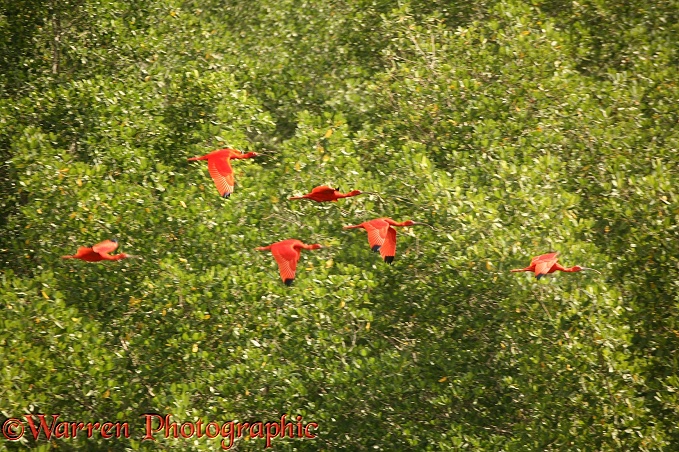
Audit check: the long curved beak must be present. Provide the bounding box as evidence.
[412,221,437,230]
[580,267,601,274]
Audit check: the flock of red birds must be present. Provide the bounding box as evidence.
[62,148,600,285]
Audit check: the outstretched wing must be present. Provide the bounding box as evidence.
[91,240,118,255]
[310,185,336,194]
[306,185,338,202]
[271,244,300,285]
[363,220,390,252]
[534,253,559,279]
[207,157,235,197]
[380,226,397,264]
[72,246,95,258]
[531,252,558,266]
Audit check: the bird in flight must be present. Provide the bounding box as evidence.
[62,239,138,262]
[343,217,418,264]
[511,252,600,279]
[289,185,363,203]
[187,148,258,198]
[255,239,322,286]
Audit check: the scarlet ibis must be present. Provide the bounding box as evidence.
[511,252,600,279]
[61,239,138,262]
[343,217,417,264]
[289,185,363,203]
[187,148,258,198]
[255,239,322,286]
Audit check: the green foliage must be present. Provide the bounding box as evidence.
[1,0,678,450]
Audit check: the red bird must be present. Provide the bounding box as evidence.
[511,252,600,279]
[62,239,137,262]
[255,239,322,286]
[187,148,258,198]
[289,185,363,203]
[343,217,417,264]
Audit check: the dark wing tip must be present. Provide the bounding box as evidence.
[111,238,118,243]
[384,256,394,264]
[536,273,545,280]
[284,278,294,286]
[371,245,381,252]
[222,193,231,199]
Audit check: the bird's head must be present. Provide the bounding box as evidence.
[244,151,259,158]
[307,244,323,250]
[348,190,363,196]
[402,220,416,226]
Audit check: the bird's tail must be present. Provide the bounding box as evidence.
[510,268,528,272]
[289,196,306,200]
[255,246,272,251]
[343,224,361,229]
[61,255,74,259]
